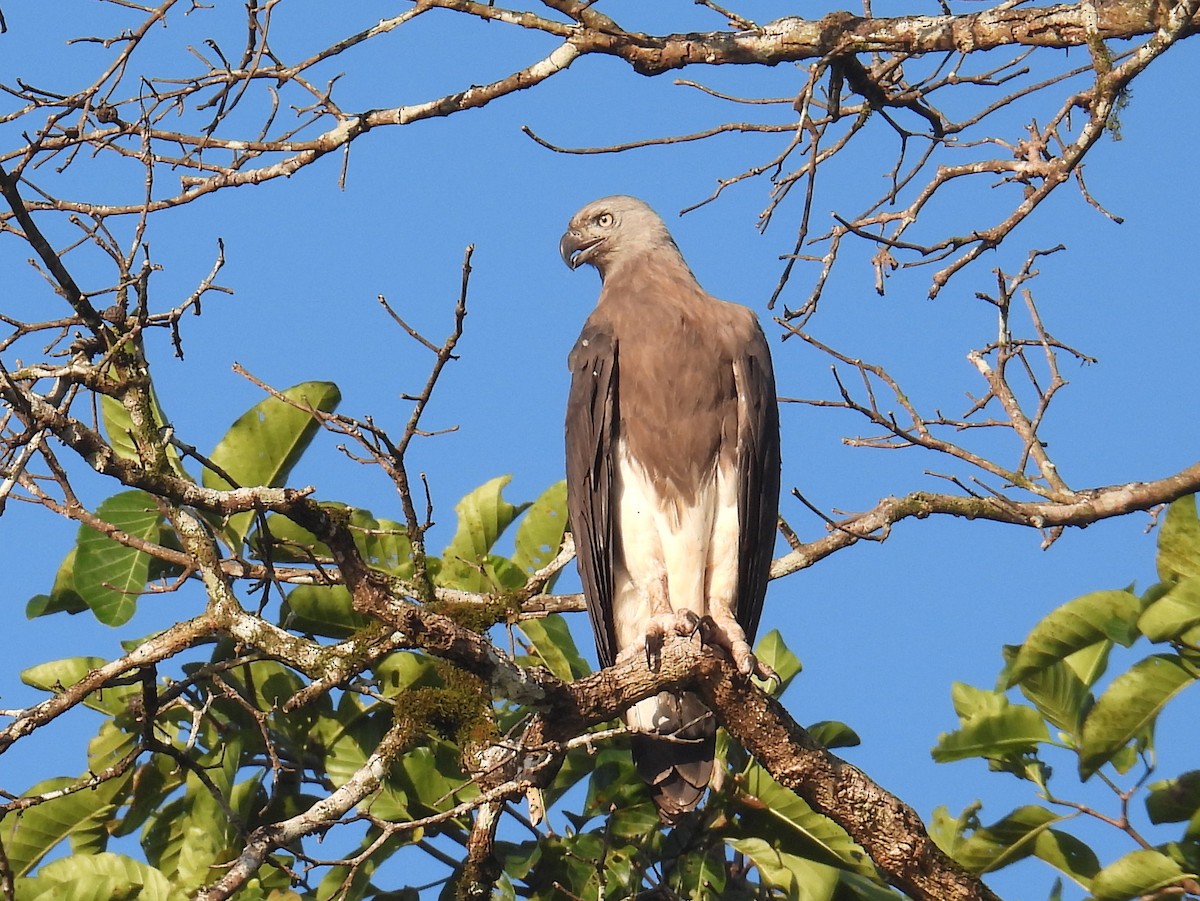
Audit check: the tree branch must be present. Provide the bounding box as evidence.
[771,464,1200,578]
[544,2,1200,75]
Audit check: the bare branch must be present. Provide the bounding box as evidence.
[771,464,1200,579]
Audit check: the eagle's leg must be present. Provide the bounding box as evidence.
[704,464,775,681]
[699,615,776,681]
[644,608,703,668]
[617,602,702,672]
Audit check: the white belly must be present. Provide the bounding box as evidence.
[610,438,740,656]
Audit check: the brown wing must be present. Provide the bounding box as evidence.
[733,316,781,643]
[565,318,620,668]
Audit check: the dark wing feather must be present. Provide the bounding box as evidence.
[565,319,620,668]
[734,318,781,643]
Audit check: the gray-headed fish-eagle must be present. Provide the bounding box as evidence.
[560,195,781,823]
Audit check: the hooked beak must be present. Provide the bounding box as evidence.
[560,230,603,270]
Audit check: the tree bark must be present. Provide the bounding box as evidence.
[550,1,1199,74]
[518,639,999,901]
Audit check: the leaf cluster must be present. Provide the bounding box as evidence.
[6,382,885,901]
[931,496,1200,901]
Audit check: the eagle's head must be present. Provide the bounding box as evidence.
[560,195,679,279]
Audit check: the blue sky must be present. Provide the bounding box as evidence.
[2,3,1199,897]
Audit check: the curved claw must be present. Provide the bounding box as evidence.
[699,618,777,681]
[625,610,707,672]
[729,639,776,681]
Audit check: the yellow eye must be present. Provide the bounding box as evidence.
[596,212,614,228]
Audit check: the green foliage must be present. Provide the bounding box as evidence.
[436,474,531,592]
[932,494,1200,898]
[510,479,567,578]
[73,491,165,626]
[12,381,583,896]
[22,657,106,706]
[16,852,188,901]
[1003,588,1141,685]
[202,380,342,548]
[755,628,804,695]
[1077,654,1195,779]
[26,382,341,627]
[1090,849,1190,901]
[1157,494,1200,583]
[25,548,88,617]
[2,356,900,900]
[21,379,872,897]
[25,362,1195,899]
[932,689,1050,764]
[733,762,874,877]
[725,837,839,899]
[101,390,190,481]
[4,777,132,878]
[516,613,589,681]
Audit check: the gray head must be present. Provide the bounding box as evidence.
[559,195,682,280]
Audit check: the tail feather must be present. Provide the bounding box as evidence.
[628,690,715,824]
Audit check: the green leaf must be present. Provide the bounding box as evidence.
[143,753,242,890]
[285,585,372,638]
[17,852,187,901]
[835,872,905,901]
[726,837,840,901]
[1139,576,1200,642]
[438,475,530,592]
[1006,590,1142,685]
[375,651,442,695]
[1033,828,1100,888]
[322,699,385,790]
[21,657,139,717]
[260,505,419,579]
[806,721,861,750]
[1079,654,1198,779]
[527,831,639,900]
[539,740,601,812]
[4,776,131,878]
[581,748,654,831]
[950,805,1061,874]
[1063,641,1112,688]
[1158,494,1200,584]
[951,682,1009,720]
[668,844,728,897]
[87,720,138,778]
[511,480,568,576]
[736,762,874,875]
[928,802,982,858]
[395,743,476,815]
[933,694,1050,763]
[349,510,416,577]
[203,380,341,548]
[1090,849,1192,901]
[518,614,589,680]
[754,629,803,694]
[115,755,180,839]
[26,548,89,618]
[73,490,163,626]
[100,391,190,481]
[1182,624,1200,667]
[1009,654,1092,735]
[252,509,337,562]
[1146,771,1200,824]
[1107,744,1142,776]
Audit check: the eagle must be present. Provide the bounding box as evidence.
[560,195,781,823]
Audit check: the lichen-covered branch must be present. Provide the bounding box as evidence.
[771,464,1200,579]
